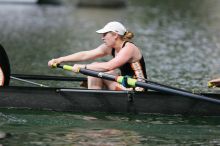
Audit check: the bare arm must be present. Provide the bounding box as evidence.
[208,78,220,88]
[48,44,110,66]
[86,44,135,71]
[209,78,220,83]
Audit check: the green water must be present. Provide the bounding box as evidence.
[1,0,220,145]
[1,109,220,145]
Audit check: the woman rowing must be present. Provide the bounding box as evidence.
[48,21,147,91]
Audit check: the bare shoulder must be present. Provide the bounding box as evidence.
[123,42,142,61]
[123,42,139,52]
[97,43,112,55]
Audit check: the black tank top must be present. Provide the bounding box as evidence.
[111,41,147,79]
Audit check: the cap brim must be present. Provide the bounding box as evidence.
[96,28,109,34]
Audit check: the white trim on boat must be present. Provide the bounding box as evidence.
[58,88,133,94]
[0,0,37,3]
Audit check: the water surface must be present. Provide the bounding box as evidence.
[1,0,220,145]
[1,109,220,145]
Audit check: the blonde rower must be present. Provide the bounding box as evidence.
[48,21,147,91]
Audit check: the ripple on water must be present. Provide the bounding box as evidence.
[0,112,27,125]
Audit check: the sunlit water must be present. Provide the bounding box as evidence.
[1,0,220,145]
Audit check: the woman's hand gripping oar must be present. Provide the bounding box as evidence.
[208,78,220,88]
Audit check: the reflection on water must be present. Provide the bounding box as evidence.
[64,129,141,146]
[1,109,220,145]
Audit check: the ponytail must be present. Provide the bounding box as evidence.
[122,31,134,41]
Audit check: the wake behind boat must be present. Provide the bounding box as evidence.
[1,44,220,116]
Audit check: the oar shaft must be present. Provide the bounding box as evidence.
[56,64,116,81]
[135,81,220,104]
[11,74,86,81]
[79,68,116,81]
[54,64,220,105]
[10,76,49,87]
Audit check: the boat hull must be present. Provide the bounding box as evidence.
[1,86,220,116]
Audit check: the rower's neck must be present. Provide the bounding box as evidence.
[113,40,125,51]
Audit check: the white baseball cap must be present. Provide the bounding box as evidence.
[96,21,127,35]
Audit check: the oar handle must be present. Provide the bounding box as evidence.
[52,64,73,71]
[52,64,117,81]
[208,82,215,88]
[207,81,220,88]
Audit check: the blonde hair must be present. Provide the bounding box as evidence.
[122,31,134,41]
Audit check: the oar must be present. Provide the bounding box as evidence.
[11,74,86,81]
[53,64,220,105]
[10,76,49,87]
[137,77,193,93]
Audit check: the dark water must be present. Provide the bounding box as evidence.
[1,0,220,145]
[1,109,220,145]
